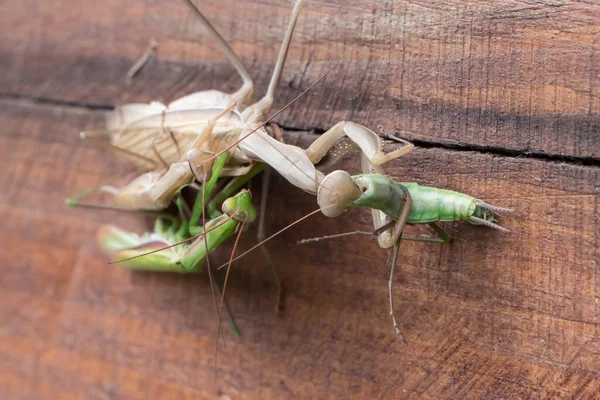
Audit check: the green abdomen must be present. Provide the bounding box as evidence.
[401,183,476,224]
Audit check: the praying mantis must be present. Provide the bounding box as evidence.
[67,0,513,344]
[216,146,512,342]
[66,0,412,339]
[70,0,411,212]
[67,0,414,277]
[312,155,512,342]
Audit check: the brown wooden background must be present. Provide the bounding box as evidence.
[1,0,599,398]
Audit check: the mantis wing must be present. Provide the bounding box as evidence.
[83,108,244,170]
[106,101,167,130]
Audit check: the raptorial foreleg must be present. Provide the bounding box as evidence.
[306,121,414,166]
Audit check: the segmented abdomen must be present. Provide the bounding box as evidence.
[401,183,477,224]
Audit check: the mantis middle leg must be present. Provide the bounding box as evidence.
[401,223,453,244]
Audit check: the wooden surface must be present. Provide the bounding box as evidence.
[1,0,599,398]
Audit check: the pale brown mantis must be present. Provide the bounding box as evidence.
[69,0,511,351]
[68,0,414,214]
[67,0,416,344]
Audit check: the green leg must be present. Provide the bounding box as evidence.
[400,223,452,244]
[189,152,229,233]
[207,163,266,218]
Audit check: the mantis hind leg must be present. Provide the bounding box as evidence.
[240,0,304,117]
[180,0,254,106]
[66,183,121,209]
[389,238,408,346]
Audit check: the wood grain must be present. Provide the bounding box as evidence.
[1,0,599,158]
[1,0,600,398]
[1,98,599,399]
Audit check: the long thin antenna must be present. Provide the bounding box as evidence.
[202,170,227,349]
[216,208,322,270]
[297,230,373,244]
[214,221,246,372]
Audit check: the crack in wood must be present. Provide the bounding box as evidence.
[2,91,599,167]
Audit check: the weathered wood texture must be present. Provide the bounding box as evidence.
[1,0,599,399]
[2,0,600,158]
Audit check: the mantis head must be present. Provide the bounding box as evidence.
[222,189,257,223]
[316,170,362,218]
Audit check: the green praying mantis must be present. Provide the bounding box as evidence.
[96,154,261,273]
[312,155,512,342]
[67,0,513,344]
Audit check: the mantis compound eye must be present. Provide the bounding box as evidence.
[317,170,362,218]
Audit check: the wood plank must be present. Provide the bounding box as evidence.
[1,0,599,159]
[1,98,599,398]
